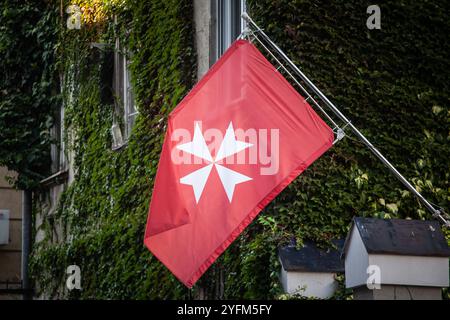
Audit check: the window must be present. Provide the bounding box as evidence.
[213,0,247,62]
[50,103,66,173]
[40,70,74,187]
[111,36,137,150]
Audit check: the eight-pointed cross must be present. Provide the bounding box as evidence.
[176,122,253,203]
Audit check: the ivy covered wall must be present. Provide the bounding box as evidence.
[31,0,198,299]
[0,0,59,189]
[30,0,449,299]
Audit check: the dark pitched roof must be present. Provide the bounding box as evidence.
[343,217,450,257]
[279,239,344,273]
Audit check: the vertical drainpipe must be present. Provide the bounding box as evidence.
[21,189,32,300]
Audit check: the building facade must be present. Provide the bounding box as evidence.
[29,0,449,299]
[34,0,250,299]
[0,167,23,299]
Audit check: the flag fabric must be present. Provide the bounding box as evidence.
[144,39,334,287]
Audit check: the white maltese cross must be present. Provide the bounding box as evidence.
[176,122,253,203]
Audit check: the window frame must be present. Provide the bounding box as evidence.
[213,0,247,62]
[111,36,137,150]
[50,102,66,173]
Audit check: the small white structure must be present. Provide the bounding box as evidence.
[279,240,344,299]
[342,217,450,300]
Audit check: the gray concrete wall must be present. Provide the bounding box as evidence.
[194,0,213,80]
[354,285,442,300]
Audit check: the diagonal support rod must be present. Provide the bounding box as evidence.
[241,13,449,227]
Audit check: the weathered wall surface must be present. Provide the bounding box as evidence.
[0,167,22,300]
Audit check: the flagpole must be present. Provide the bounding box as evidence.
[241,13,449,227]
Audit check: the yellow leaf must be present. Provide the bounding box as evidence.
[386,203,398,214]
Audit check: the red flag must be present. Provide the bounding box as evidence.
[144,40,334,287]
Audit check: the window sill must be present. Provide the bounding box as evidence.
[39,169,69,188]
[111,141,128,151]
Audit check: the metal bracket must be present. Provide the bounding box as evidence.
[433,208,450,228]
[241,27,252,40]
[336,128,345,141]
[241,12,450,227]
[332,128,345,145]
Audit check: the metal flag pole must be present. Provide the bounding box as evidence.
[241,13,449,227]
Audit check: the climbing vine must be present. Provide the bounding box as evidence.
[29,0,449,299]
[30,0,198,299]
[0,0,59,189]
